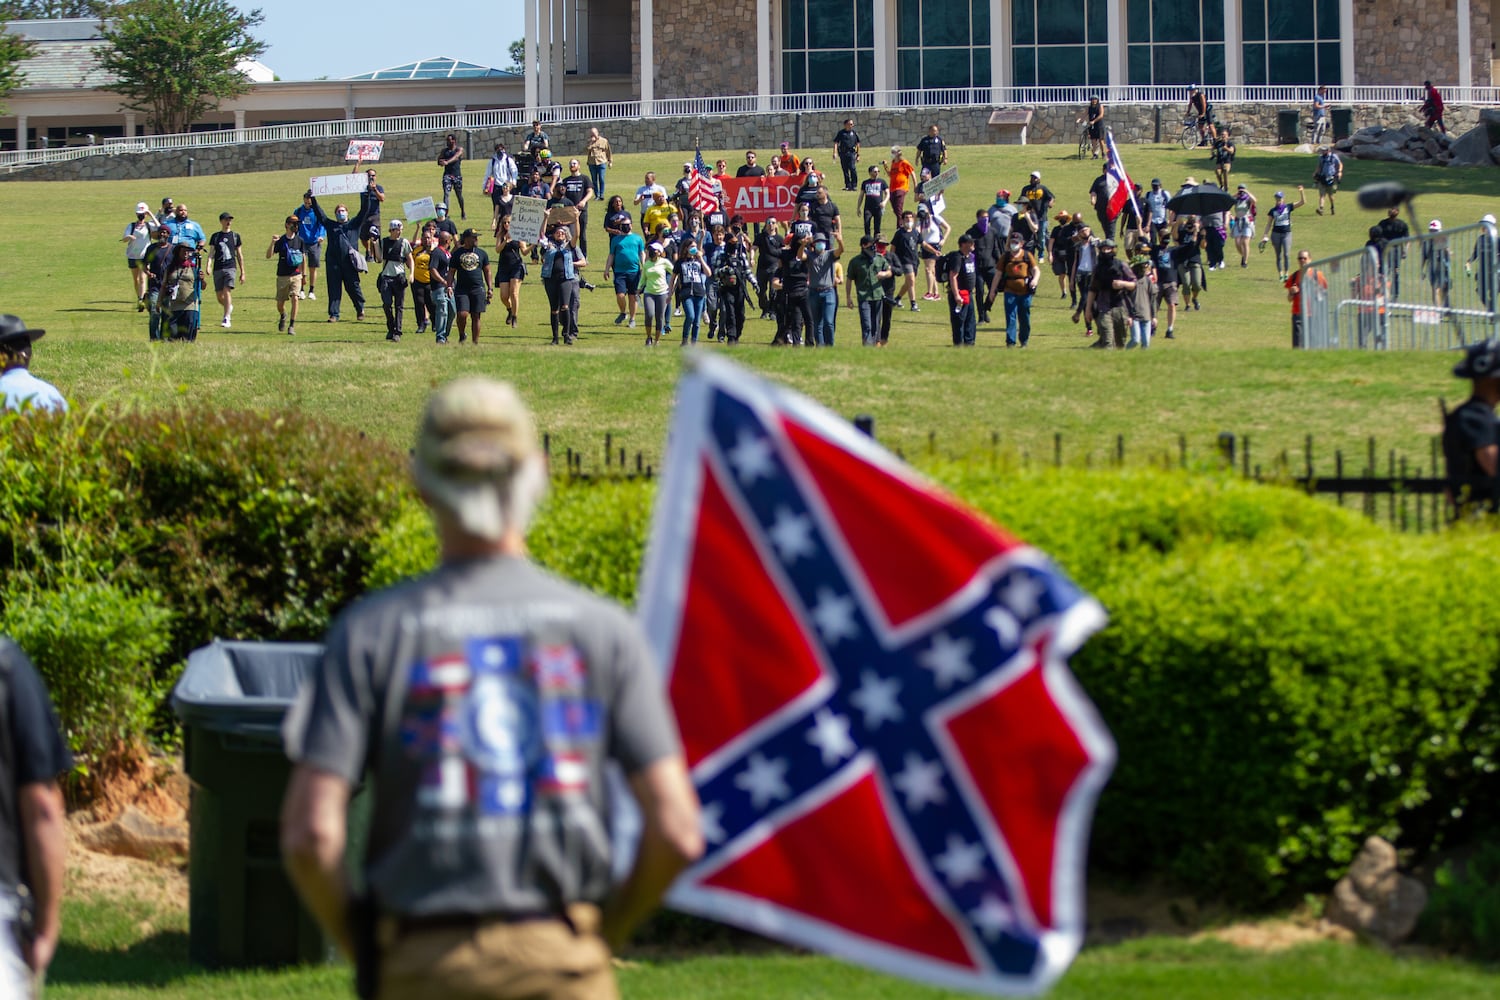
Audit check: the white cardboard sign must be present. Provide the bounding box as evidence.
[509,196,549,243]
[309,173,369,198]
[345,139,384,161]
[403,196,437,225]
[924,165,960,197]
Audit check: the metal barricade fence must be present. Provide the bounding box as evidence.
[1300,221,1500,350]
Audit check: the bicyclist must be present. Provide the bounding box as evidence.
[1310,85,1329,142]
[1080,96,1105,159]
[1187,86,1211,146]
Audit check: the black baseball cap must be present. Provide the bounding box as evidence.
[219,211,233,220]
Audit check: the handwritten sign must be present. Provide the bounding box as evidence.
[346,139,384,161]
[924,165,960,197]
[545,204,580,230]
[719,176,804,224]
[509,196,549,243]
[309,173,369,198]
[403,196,436,225]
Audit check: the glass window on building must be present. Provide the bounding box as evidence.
[1241,0,1341,85]
[897,0,991,89]
[783,0,876,92]
[1011,0,1111,89]
[1126,0,1227,85]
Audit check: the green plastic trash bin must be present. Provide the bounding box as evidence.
[173,639,368,968]
[1277,109,1302,145]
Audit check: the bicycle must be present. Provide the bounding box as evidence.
[1306,116,1329,147]
[1178,118,1200,150]
[1077,126,1091,160]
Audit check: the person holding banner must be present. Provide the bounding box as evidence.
[308,195,373,323]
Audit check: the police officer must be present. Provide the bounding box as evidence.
[282,377,701,1000]
[0,637,72,995]
[0,317,66,414]
[1443,339,1500,516]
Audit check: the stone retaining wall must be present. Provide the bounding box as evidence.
[7,103,1492,183]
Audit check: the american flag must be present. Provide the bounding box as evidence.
[638,356,1115,996]
[688,145,719,214]
[1103,129,1140,224]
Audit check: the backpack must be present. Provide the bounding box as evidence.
[285,245,304,269]
[935,252,951,284]
[171,267,196,305]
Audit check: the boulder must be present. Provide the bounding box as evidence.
[1448,124,1500,167]
[1490,144,1500,163]
[1481,107,1500,131]
[1325,837,1427,946]
[1351,125,1387,141]
[1351,143,1420,164]
[76,806,188,863]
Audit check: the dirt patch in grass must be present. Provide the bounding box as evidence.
[67,754,189,913]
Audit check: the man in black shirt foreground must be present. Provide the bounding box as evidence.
[1444,339,1500,516]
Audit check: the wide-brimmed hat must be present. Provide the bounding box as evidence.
[0,315,45,346]
[1454,339,1500,379]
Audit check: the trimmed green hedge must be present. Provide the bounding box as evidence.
[7,401,1498,904]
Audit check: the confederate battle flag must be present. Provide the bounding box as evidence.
[637,357,1115,996]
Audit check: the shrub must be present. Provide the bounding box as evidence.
[0,574,172,767]
[1420,840,1500,958]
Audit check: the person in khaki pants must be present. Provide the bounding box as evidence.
[281,376,703,1000]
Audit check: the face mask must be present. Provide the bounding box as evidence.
[336,210,348,221]
[137,213,145,220]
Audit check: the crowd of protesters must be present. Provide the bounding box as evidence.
[119,105,1490,351]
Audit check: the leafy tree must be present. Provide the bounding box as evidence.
[0,16,36,114]
[507,37,523,74]
[95,0,265,135]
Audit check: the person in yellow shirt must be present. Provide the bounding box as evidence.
[412,231,434,336]
[643,192,674,238]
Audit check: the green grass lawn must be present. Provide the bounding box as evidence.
[14,138,1500,996]
[6,140,1500,471]
[46,893,1500,999]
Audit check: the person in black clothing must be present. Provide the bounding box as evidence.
[1444,339,1500,515]
[451,228,493,345]
[144,225,175,341]
[967,209,1001,324]
[859,166,889,238]
[891,212,922,310]
[562,159,594,254]
[754,218,782,319]
[833,119,861,191]
[267,215,305,335]
[809,187,841,240]
[945,232,979,346]
[915,124,947,178]
[0,638,72,994]
[1050,213,1078,304]
[357,166,386,260]
[1088,169,1116,240]
[437,134,466,220]
[763,231,813,346]
[308,195,372,322]
[375,219,415,342]
[1374,205,1410,295]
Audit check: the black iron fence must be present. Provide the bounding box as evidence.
[542,428,1467,533]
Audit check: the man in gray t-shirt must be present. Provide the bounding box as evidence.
[281,376,702,1000]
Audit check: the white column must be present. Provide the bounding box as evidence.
[757,0,772,108]
[990,0,1009,95]
[576,0,590,74]
[15,115,25,151]
[873,0,892,97]
[640,0,654,110]
[525,0,540,111]
[234,109,246,130]
[1222,0,1242,97]
[1459,0,1473,90]
[566,0,579,73]
[1108,0,1126,95]
[550,0,566,108]
[125,112,137,138]
[1339,0,1354,90]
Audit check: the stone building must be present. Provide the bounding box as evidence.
[520,0,1497,100]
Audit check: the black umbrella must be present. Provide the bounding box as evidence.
[1167,184,1235,217]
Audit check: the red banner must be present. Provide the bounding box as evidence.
[719,175,804,224]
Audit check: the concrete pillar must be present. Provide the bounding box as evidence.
[990,0,1009,95]
[576,0,589,74]
[641,0,654,110]
[1339,0,1354,90]
[1460,0,1473,90]
[757,0,771,109]
[233,109,246,130]
[1222,0,1242,96]
[873,0,893,97]
[125,112,137,138]
[525,0,540,111]
[551,0,567,108]
[1108,0,1126,94]
[15,115,25,151]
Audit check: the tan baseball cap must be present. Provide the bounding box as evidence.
[413,377,539,541]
